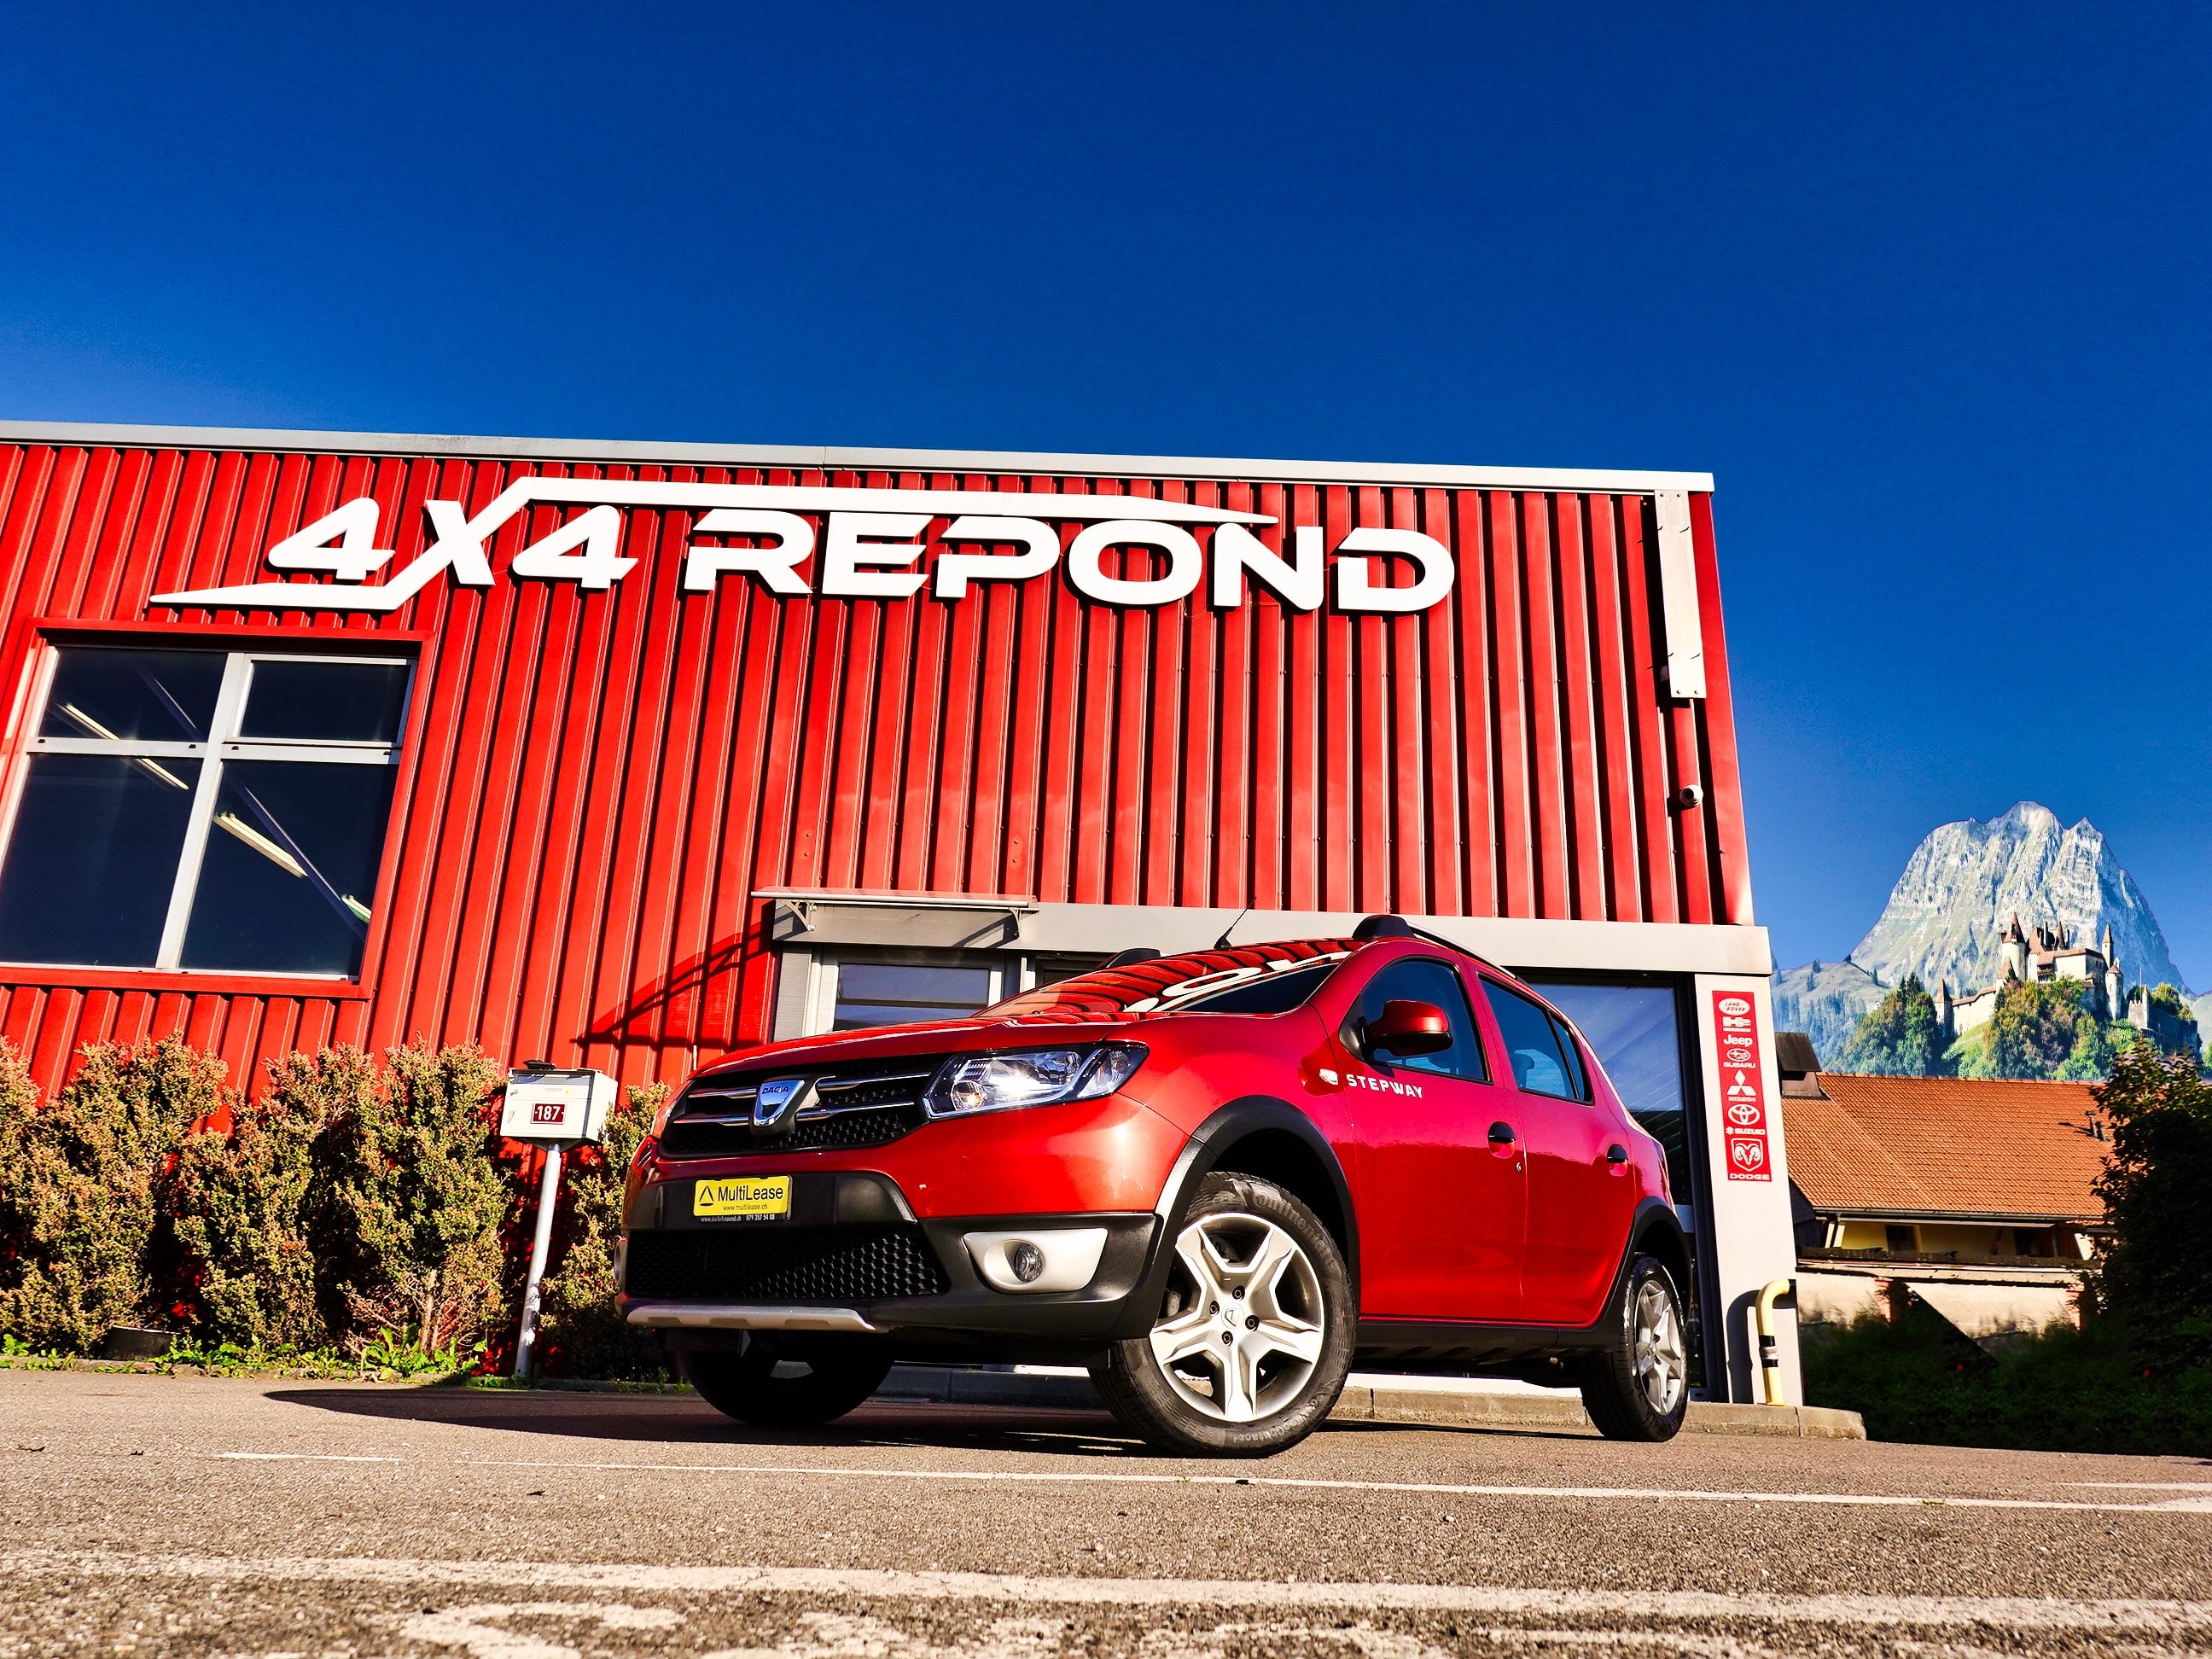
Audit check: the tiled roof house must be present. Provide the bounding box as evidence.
[1779,1066,2110,1342]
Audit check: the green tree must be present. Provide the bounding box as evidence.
[1950,979,2115,1080]
[2145,984,2203,1062]
[0,1038,227,1352]
[535,1081,670,1379]
[1837,975,1947,1076]
[2090,1044,2212,1375]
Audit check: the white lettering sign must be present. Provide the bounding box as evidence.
[150,480,1458,616]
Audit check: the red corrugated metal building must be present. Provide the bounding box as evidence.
[0,422,1802,1400]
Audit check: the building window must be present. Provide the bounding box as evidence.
[803,950,1103,1034]
[0,644,410,977]
[1522,977,1692,1203]
[1885,1224,1918,1254]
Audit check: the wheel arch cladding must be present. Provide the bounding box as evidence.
[1629,1197,1692,1300]
[1182,1098,1358,1293]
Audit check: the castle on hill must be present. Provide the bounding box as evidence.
[1934,916,2192,1050]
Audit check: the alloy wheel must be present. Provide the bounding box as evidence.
[1633,1276,1686,1414]
[1147,1210,1326,1423]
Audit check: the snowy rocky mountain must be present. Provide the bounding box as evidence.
[1776,801,2193,1063]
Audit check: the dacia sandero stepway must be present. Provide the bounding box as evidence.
[620,916,1691,1455]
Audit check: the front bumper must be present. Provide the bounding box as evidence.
[620,1169,1161,1354]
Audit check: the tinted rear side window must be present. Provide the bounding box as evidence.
[1482,981,1587,1099]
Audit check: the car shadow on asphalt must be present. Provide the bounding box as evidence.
[263,1387,1598,1456]
[262,1388,1162,1458]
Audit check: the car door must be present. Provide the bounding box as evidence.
[1341,955,1525,1323]
[1478,977,1638,1326]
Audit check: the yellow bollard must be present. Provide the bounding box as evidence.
[1755,1278,1793,1406]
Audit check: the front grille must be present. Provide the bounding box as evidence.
[659,1103,925,1158]
[624,1225,949,1303]
[656,1052,946,1160]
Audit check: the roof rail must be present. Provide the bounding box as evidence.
[1353,913,1503,973]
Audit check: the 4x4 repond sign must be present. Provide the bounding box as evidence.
[151,480,1460,616]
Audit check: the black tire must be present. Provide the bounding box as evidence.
[1578,1254,1690,1441]
[1091,1173,1353,1457]
[681,1336,894,1429]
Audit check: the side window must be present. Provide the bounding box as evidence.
[0,645,410,976]
[1481,980,1589,1100]
[1548,1011,1590,1099]
[1348,958,1489,1082]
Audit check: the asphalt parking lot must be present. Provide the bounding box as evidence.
[3,1369,2209,1657]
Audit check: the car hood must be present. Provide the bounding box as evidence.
[687,1015,1145,1081]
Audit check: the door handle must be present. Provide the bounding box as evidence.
[1605,1143,1628,1165]
[1487,1121,1516,1145]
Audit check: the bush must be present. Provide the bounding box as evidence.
[535,1082,668,1380]
[164,1080,327,1352]
[1802,1293,2212,1457]
[2091,1045,2212,1374]
[294,1042,513,1358]
[0,1038,228,1352]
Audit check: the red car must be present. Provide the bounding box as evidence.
[622,917,1692,1455]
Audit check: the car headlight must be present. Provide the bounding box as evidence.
[926,1044,1147,1118]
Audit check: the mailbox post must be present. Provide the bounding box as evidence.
[502,1063,619,1380]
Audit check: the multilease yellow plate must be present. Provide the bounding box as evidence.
[693,1174,792,1220]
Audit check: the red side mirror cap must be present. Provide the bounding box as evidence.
[1370,999,1452,1058]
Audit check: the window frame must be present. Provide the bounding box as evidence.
[0,641,416,980]
[1345,953,1493,1084]
[1478,975,1593,1103]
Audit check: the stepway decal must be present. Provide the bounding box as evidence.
[151,480,1456,616]
[1348,1072,1425,1098]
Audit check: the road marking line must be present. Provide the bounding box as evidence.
[425,1456,2210,1515]
[2065,1481,2212,1489]
[205,1449,2212,1514]
[218,1452,404,1463]
[13,1551,2212,1633]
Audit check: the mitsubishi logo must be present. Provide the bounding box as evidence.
[751,1075,817,1136]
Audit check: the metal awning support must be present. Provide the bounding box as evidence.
[760,888,1039,950]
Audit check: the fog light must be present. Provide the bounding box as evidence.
[963,1227,1110,1293]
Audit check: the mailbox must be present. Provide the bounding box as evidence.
[500,1066,619,1145]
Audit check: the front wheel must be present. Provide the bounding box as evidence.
[682,1336,894,1429]
[1091,1173,1353,1457]
[1578,1254,1690,1441]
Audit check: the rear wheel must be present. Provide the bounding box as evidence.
[682,1336,894,1429]
[1092,1173,1353,1457]
[1578,1254,1689,1441]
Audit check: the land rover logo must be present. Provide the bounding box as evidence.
[751,1075,816,1136]
[148,480,1458,617]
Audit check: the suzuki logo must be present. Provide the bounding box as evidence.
[751,1076,816,1136]
[148,480,1458,617]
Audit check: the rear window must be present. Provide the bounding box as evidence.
[987,940,1354,1022]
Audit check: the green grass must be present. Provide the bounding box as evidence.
[1802,1306,2212,1457]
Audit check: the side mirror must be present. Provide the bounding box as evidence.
[1369,999,1453,1058]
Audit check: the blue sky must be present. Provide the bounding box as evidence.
[3,3,2206,985]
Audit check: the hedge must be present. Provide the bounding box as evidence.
[0,1034,664,1377]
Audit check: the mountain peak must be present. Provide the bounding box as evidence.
[1846,803,2186,999]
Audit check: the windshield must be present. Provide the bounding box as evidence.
[988,939,1356,1023]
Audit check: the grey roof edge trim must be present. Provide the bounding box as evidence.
[0,419,1716,495]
